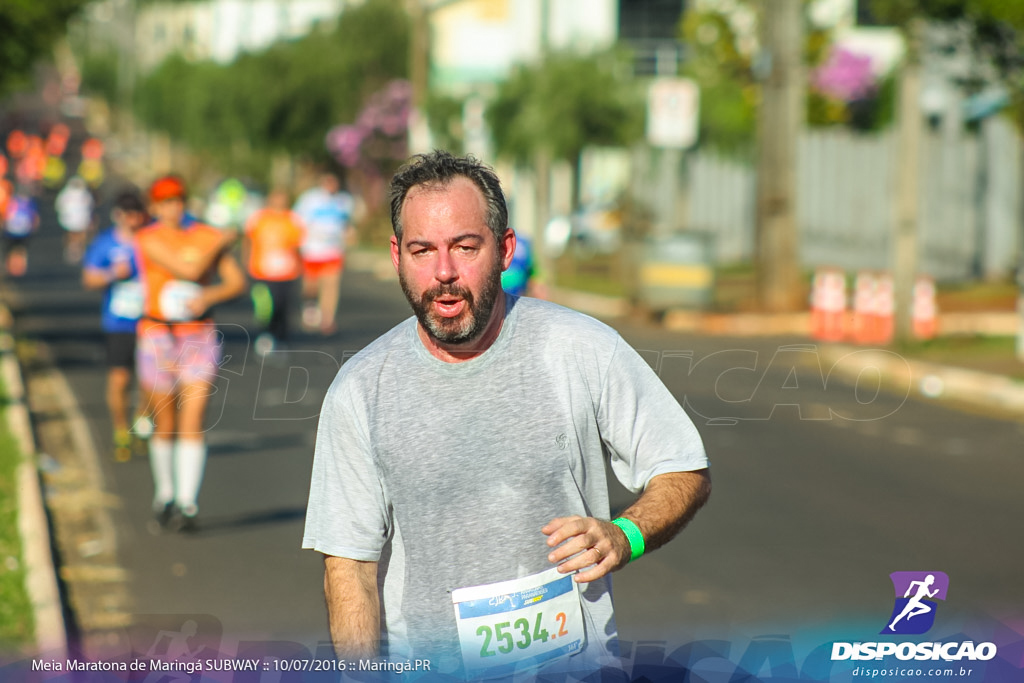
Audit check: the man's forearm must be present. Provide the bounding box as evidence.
[324,556,380,659]
[618,469,711,553]
[82,270,112,290]
[542,469,711,581]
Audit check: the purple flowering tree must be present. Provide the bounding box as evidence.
[813,47,877,102]
[326,79,412,219]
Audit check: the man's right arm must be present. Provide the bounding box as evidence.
[324,556,380,659]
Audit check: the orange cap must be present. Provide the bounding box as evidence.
[149,174,187,202]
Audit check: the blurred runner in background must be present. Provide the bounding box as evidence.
[82,190,151,462]
[205,177,254,234]
[2,189,39,277]
[243,187,305,355]
[500,231,546,298]
[78,137,105,190]
[136,174,246,533]
[293,173,354,336]
[55,175,95,263]
[0,156,11,218]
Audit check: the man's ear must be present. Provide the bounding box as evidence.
[500,228,516,271]
[390,235,401,273]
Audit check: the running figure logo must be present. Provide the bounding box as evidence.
[881,571,950,635]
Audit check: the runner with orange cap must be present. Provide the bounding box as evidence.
[135,174,247,532]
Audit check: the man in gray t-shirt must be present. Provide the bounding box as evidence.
[302,151,710,678]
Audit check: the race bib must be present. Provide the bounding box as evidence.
[158,280,203,322]
[451,567,585,679]
[109,281,144,320]
[259,250,298,278]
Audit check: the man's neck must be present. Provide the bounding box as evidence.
[417,294,507,364]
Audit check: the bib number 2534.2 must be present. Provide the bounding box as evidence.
[452,567,585,678]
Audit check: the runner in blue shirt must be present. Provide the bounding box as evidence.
[82,190,150,461]
[501,232,536,297]
[2,190,39,277]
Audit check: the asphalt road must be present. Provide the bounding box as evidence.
[5,198,1024,675]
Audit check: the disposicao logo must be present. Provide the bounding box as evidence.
[881,571,949,635]
[830,571,999,663]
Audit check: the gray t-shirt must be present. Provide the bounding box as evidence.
[302,295,707,669]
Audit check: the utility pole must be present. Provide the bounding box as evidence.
[406,0,476,154]
[1017,146,1024,361]
[406,0,431,154]
[892,21,923,344]
[755,0,805,312]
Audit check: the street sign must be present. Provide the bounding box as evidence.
[646,77,700,149]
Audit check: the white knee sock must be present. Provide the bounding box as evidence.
[174,438,207,516]
[149,437,175,510]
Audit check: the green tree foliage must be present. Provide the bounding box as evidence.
[0,0,91,94]
[78,50,120,104]
[133,0,409,177]
[868,0,1024,29]
[680,3,878,153]
[425,91,466,153]
[680,9,759,155]
[486,47,643,202]
[867,0,1024,131]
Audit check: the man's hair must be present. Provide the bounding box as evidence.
[113,190,146,214]
[388,150,508,244]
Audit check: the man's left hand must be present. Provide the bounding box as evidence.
[542,516,631,583]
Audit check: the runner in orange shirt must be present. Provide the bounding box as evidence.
[135,174,247,533]
[243,188,305,355]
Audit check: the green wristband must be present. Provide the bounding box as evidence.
[611,517,645,562]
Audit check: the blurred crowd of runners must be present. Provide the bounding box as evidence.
[0,121,359,534]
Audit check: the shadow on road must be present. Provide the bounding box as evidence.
[175,506,307,537]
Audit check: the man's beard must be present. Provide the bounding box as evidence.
[399,258,504,346]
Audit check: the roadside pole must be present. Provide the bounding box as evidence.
[755,0,805,313]
[892,22,923,345]
[1018,213,1024,361]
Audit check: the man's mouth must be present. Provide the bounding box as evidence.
[431,295,466,318]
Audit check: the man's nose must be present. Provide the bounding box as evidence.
[434,249,458,283]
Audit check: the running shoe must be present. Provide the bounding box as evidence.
[131,414,154,439]
[113,429,132,462]
[254,333,275,357]
[154,502,176,530]
[178,504,200,534]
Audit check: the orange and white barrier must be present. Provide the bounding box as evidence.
[912,276,938,340]
[810,268,847,341]
[851,271,877,344]
[874,273,895,345]
[849,271,894,345]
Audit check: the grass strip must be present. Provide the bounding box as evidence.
[0,373,35,653]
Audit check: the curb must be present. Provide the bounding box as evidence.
[819,344,1024,418]
[0,306,68,657]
